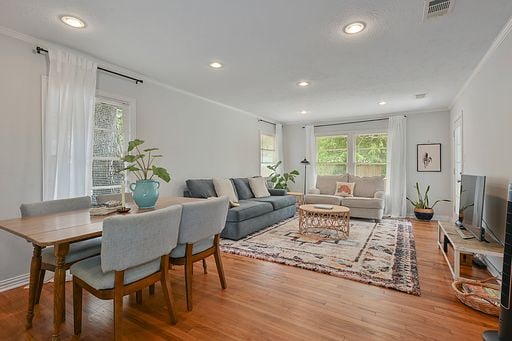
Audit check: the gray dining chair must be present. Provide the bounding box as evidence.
[95,192,133,205]
[20,196,100,327]
[170,196,229,311]
[71,205,182,340]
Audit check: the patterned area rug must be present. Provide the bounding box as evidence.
[221,217,420,295]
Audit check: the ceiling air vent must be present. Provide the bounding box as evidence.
[423,0,454,20]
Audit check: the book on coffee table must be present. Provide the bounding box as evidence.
[313,204,334,210]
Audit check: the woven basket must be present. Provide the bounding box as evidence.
[452,278,500,316]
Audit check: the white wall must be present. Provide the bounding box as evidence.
[406,111,452,220]
[283,111,453,220]
[0,31,260,284]
[450,22,512,248]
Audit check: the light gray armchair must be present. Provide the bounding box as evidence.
[170,196,229,311]
[20,196,99,328]
[70,205,182,340]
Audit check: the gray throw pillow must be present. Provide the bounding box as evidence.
[232,178,254,200]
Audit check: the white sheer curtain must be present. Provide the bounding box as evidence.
[385,116,407,217]
[275,123,284,173]
[43,49,97,200]
[305,125,317,193]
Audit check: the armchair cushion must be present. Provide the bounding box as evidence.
[70,255,161,290]
[308,188,320,195]
[349,175,385,198]
[374,191,386,199]
[316,175,349,195]
[304,194,342,206]
[341,197,385,209]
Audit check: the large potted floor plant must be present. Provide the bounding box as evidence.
[121,139,171,209]
[266,161,300,191]
[407,182,450,221]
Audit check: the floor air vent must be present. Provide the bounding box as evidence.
[424,0,453,19]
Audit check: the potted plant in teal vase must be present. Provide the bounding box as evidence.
[407,182,451,221]
[120,139,171,209]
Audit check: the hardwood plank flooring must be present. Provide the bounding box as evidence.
[0,219,499,340]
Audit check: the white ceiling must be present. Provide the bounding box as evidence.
[1,0,511,123]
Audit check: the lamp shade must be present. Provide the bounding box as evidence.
[300,158,310,165]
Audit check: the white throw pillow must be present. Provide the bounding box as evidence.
[334,182,355,197]
[212,178,238,203]
[249,177,271,198]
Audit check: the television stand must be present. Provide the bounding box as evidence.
[437,221,503,279]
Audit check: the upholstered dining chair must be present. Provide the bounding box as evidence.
[170,196,229,311]
[20,196,100,327]
[71,205,182,340]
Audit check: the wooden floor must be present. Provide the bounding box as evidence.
[0,220,498,340]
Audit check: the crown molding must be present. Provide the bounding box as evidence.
[0,25,265,121]
[450,16,512,109]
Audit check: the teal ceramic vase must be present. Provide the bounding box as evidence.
[130,180,160,209]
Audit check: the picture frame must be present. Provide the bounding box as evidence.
[417,143,441,172]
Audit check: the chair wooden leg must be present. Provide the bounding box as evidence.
[114,272,125,341]
[202,259,208,274]
[136,290,142,304]
[35,269,46,305]
[214,238,227,289]
[149,284,155,296]
[160,256,177,324]
[73,277,82,336]
[185,244,194,311]
[26,244,42,329]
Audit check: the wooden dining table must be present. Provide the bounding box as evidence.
[0,196,202,340]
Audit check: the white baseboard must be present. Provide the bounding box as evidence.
[0,273,30,292]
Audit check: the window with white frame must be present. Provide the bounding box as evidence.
[260,134,276,177]
[316,132,387,177]
[91,96,133,201]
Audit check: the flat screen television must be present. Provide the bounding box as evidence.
[457,174,486,241]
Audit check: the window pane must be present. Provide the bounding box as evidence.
[261,150,275,163]
[92,160,124,187]
[316,135,348,176]
[317,164,347,176]
[355,133,387,177]
[261,134,275,150]
[93,129,119,157]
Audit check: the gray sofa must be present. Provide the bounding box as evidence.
[184,178,296,240]
[305,174,385,221]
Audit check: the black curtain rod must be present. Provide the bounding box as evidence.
[302,116,406,128]
[258,119,276,126]
[36,46,143,84]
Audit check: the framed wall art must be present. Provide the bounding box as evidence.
[417,143,441,172]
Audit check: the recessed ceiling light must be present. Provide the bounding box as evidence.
[343,22,366,34]
[297,81,310,87]
[300,110,308,115]
[209,62,223,69]
[59,15,86,29]
[379,101,387,105]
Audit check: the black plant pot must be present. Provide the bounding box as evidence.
[414,208,434,221]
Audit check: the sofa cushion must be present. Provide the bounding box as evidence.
[249,177,271,198]
[186,179,217,198]
[316,175,349,195]
[226,200,274,222]
[213,178,238,203]
[341,197,385,209]
[249,195,296,210]
[232,178,254,200]
[304,194,342,206]
[349,175,385,198]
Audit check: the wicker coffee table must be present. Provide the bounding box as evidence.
[298,204,350,240]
